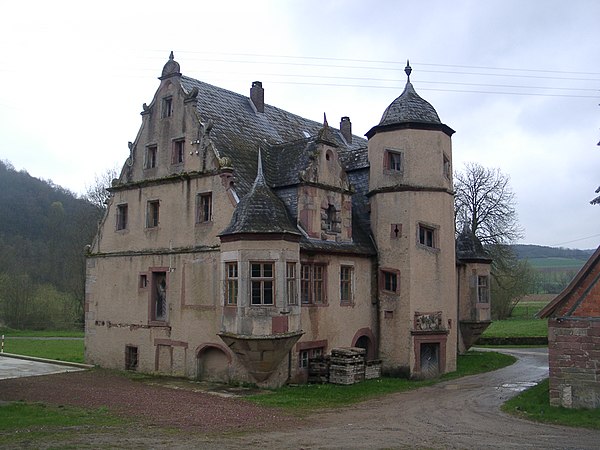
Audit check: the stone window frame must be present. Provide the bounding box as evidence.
[148,268,169,325]
[300,263,327,306]
[115,203,128,231]
[340,264,354,305]
[144,144,158,170]
[321,203,341,235]
[161,96,173,118]
[249,261,275,306]
[297,339,328,370]
[225,261,238,306]
[196,192,213,223]
[286,262,298,306]
[443,153,451,180]
[380,267,400,294]
[125,345,138,371]
[417,221,439,251]
[171,137,185,165]
[146,199,160,228]
[383,148,404,175]
[477,275,490,303]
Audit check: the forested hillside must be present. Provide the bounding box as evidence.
[0,160,103,329]
[512,244,594,260]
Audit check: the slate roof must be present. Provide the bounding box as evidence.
[179,76,369,197]
[378,80,441,126]
[174,58,375,254]
[455,228,492,263]
[220,153,300,238]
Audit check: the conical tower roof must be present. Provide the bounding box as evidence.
[219,150,300,238]
[366,61,454,138]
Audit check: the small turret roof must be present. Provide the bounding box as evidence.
[456,228,492,263]
[219,151,300,238]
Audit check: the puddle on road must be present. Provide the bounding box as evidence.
[499,381,538,392]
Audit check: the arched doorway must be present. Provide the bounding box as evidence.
[196,345,230,382]
[351,328,377,360]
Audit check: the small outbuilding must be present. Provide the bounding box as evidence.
[538,246,600,409]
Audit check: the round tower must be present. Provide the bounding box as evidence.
[367,62,457,377]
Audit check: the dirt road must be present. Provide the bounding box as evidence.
[2,348,599,449]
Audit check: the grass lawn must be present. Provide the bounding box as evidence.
[0,327,83,338]
[247,350,516,411]
[482,318,548,338]
[2,338,84,364]
[503,379,600,430]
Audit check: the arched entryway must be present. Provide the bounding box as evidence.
[196,344,231,382]
[351,328,377,360]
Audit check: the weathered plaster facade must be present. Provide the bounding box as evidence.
[85,54,490,387]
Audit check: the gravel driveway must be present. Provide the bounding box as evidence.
[1,348,599,449]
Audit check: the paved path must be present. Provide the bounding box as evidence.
[0,355,84,380]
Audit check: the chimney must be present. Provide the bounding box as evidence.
[340,116,352,144]
[250,81,264,113]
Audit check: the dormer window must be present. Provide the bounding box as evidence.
[144,145,157,169]
[162,97,173,118]
[172,139,184,165]
[325,205,336,231]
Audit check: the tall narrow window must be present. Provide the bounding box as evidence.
[478,275,490,303]
[325,205,336,231]
[250,262,274,306]
[162,97,173,118]
[286,262,297,306]
[147,200,160,228]
[196,193,212,223]
[116,203,128,231]
[172,139,184,164]
[340,266,353,304]
[151,271,167,322]
[443,154,451,179]
[225,262,238,306]
[125,345,138,371]
[144,146,157,169]
[301,263,326,305]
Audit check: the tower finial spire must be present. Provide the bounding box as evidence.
[405,59,412,82]
[169,50,174,61]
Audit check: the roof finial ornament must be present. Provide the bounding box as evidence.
[255,147,265,185]
[405,59,412,82]
[169,50,174,61]
[323,112,328,127]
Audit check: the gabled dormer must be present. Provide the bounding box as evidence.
[297,116,353,242]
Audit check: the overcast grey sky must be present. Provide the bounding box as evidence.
[1,0,599,249]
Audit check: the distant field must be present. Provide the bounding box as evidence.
[526,257,585,270]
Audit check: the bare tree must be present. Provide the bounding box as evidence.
[84,166,119,211]
[454,162,523,246]
[454,162,533,319]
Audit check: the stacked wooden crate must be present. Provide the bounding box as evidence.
[308,355,330,384]
[329,347,366,385]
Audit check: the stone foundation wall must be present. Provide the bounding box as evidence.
[548,318,600,409]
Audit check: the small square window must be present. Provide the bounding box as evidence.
[418,224,436,248]
[116,204,128,231]
[299,347,325,369]
[162,97,173,118]
[144,146,157,169]
[385,150,403,172]
[147,200,160,228]
[172,140,184,164]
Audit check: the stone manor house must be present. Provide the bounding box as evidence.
[85,53,491,387]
